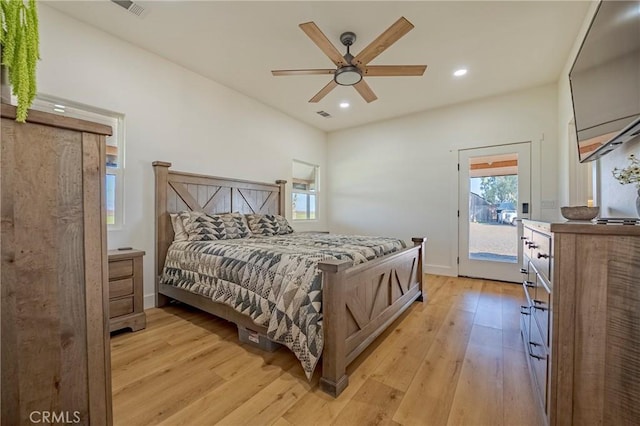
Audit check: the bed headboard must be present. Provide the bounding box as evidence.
[153,161,287,280]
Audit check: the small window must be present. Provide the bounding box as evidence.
[31,95,125,229]
[292,160,318,220]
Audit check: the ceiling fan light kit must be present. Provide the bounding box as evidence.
[334,65,362,86]
[271,16,427,104]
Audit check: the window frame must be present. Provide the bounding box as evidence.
[291,160,319,221]
[104,116,125,230]
[31,95,126,230]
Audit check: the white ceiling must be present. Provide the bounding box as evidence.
[46,1,593,132]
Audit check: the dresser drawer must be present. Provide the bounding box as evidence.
[109,259,133,279]
[109,297,134,318]
[530,231,551,282]
[520,304,532,341]
[533,275,550,347]
[528,317,549,410]
[109,277,134,299]
[523,270,536,305]
[522,227,534,253]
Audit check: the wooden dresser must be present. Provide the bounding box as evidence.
[521,219,640,425]
[108,249,146,332]
[1,104,113,424]
[520,221,553,423]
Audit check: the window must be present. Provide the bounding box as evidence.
[292,160,318,220]
[31,95,125,229]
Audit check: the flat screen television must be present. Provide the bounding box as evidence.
[570,0,640,162]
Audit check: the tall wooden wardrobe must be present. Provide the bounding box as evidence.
[1,104,112,425]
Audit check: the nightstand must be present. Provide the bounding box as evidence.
[108,249,146,332]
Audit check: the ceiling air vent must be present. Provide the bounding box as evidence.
[316,111,332,118]
[111,0,148,17]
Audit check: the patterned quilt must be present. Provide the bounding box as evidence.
[160,232,407,378]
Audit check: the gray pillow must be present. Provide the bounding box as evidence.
[180,211,252,241]
[245,214,294,236]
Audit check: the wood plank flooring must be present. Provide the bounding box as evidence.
[111,275,544,426]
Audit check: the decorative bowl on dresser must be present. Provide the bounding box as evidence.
[108,249,146,332]
[521,219,640,425]
[559,205,599,221]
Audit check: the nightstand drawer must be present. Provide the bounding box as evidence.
[109,259,133,279]
[110,297,134,318]
[110,277,134,299]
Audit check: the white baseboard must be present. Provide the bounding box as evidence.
[425,264,456,277]
[144,294,155,310]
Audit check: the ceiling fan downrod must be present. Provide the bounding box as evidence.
[340,31,356,64]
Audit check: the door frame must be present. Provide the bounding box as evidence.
[452,141,544,282]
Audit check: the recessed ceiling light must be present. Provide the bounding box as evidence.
[53,108,65,113]
[53,104,66,109]
[453,69,468,77]
[339,102,350,109]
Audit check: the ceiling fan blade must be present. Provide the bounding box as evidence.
[363,65,427,77]
[309,80,338,103]
[353,80,378,103]
[299,22,347,67]
[272,69,335,76]
[353,17,414,67]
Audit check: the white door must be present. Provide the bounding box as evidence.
[458,143,531,282]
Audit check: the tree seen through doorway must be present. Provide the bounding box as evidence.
[480,175,517,205]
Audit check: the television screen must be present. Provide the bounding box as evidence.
[570,0,640,162]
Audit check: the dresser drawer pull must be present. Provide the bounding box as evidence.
[520,236,528,240]
[528,351,546,361]
[520,268,528,274]
[537,252,549,259]
[524,281,535,288]
[533,299,548,311]
[520,306,531,315]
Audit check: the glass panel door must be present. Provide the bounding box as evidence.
[459,143,531,282]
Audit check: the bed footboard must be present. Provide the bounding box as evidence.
[318,237,426,397]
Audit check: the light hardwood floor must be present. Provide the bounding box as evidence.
[110,275,544,426]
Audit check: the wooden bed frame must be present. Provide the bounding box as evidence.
[153,161,426,397]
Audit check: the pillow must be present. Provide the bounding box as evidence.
[245,214,294,236]
[180,211,252,241]
[273,215,294,235]
[170,213,189,242]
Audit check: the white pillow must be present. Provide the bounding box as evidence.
[170,213,189,242]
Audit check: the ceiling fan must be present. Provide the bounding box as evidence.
[271,17,427,103]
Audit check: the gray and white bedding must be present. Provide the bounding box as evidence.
[160,232,407,378]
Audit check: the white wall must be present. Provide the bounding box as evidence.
[557,1,639,217]
[327,84,559,276]
[558,1,598,210]
[599,138,640,217]
[37,5,327,308]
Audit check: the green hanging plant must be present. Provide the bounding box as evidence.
[0,0,39,122]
